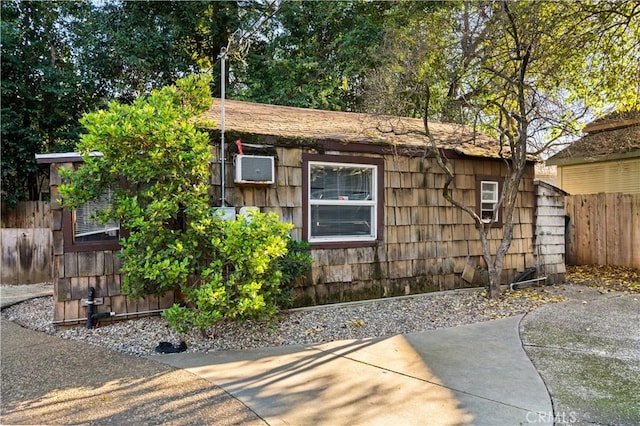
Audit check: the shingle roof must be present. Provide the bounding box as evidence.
[199,99,508,159]
[547,110,640,165]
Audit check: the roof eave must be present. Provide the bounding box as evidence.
[546,149,640,166]
[35,152,103,164]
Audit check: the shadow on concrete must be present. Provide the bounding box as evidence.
[0,318,264,425]
[156,316,553,425]
[156,337,473,425]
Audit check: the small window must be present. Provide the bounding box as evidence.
[63,189,121,252]
[303,154,384,246]
[475,176,504,227]
[480,181,499,222]
[73,190,120,242]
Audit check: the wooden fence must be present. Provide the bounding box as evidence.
[565,193,640,269]
[1,201,52,284]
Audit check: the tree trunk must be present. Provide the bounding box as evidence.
[487,267,502,299]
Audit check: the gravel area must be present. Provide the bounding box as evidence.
[2,286,567,357]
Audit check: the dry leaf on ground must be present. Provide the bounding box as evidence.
[565,265,640,293]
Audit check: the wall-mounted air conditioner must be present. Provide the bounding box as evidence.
[234,155,275,184]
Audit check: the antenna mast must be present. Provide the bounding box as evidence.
[219,46,228,207]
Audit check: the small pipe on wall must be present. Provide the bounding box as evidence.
[85,286,114,329]
[53,308,167,326]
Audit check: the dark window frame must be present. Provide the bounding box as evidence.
[63,208,121,252]
[302,153,384,249]
[61,163,122,253]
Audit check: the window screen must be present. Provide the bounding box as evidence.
[309,162,377,242]
[74,190,119,242]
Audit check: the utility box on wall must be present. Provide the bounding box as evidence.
[235,155,275,184]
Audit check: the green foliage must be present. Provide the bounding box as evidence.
[59,74,214,299]
[75,1,240,102]
[1,0,94,206]
[235,1,408,111]
[59,75,311,331]
[162,211,312,332]
[366,1,639,134]
[363,2,456,120]
[276,238,313,308]
[1,0,239,206]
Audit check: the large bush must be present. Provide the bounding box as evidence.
[164,211,312,332]
[59,74,311,331]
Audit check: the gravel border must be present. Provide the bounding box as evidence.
[1,286,567,357]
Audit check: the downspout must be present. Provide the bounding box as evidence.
[85,287,115,329]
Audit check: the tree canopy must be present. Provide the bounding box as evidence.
[1,1,94,205]
[3,0,638,208]
[234,0,393,111]
[1,0,239,205]
[365,1,639,143]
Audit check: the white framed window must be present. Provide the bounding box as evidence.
[480,180,499,223]
[307,159,379,243]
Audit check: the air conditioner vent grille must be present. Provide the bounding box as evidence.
[235,155,275,184]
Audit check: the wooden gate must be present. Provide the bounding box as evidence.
[565,193,640,269]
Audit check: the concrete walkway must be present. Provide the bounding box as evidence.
[2,284,553,425]
[0,317,265,426]
[152,316,552,426]
[0,283,53,309]
[521,293,640,425]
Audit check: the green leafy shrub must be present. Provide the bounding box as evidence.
[60,74,213,299]
[163,210,312,332]
[276,238,313,308]
[58,74,312,332]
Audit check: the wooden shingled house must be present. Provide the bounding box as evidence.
[38,99,567,324]
[202,99,557,306]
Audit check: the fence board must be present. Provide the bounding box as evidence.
[0,228,52,284]
[633,196,640,269]
[621,198,630,265]
[573,195,587,264]
[1,201,53,284]
[566,193,640,269]
[605,193,616,265]
[1,201,51,228]
[594,194,606,265]
[564,196,576,265]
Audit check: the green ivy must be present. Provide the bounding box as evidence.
[276,238,313,308]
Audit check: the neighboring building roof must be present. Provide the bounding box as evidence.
[200,99,515,160]
[547,109,640,166]
[35,152,103,164]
